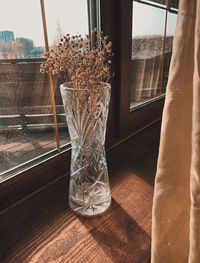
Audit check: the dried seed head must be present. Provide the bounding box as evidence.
[40,31,113,89]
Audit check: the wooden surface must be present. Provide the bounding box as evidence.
[0,121,161,263]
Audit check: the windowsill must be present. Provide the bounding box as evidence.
[130,93,165,113]
[0,121,161,263]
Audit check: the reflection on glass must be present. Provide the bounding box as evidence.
[130,2,165,108]
[45,0,89,148]
[45,0,88,47]
[0,0,88,181]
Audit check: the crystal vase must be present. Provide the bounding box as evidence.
[60,82,111,216]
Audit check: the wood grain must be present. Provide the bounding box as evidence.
[0,121,161,263]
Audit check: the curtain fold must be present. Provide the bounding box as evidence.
[151,0,200,262]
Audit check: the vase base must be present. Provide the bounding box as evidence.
[69,198,111,217]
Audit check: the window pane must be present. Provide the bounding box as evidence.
[45,0,89,46]
[130,2,166,109]
[0,0,88,181]
[44,0,89,148]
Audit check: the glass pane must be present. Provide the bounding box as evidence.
[130,2,166,109]
[0,0,54,180]
[0,0,88,181]
[45,0,89,46]
[44,0,89,148]
[0,2,44,59]
[162,11,178,89]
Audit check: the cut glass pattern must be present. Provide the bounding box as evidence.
[60,82,111,216]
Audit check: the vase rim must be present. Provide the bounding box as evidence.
[60,81,111,91]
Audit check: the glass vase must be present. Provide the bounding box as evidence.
[60,82,111,216]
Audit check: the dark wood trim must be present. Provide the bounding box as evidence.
[118,0,133,136]
[0,58,46,63]
[0,148,71,211]
[101,0,121,145]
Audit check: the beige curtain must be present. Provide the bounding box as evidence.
[151,0,200,262]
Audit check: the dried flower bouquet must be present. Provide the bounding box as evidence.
[40,29,113,89]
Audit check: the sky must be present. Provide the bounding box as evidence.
[0,0,177,47]
[133,2,178,37]
[0,0,88,47]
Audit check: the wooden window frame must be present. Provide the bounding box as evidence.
[0,0,177,212]
[0,0,117,212]
[118,0,178,137]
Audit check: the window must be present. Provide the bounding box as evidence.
[0,0,179,211]
[118,0,178,137]
[0,0,88,182]
[130,0,178,109]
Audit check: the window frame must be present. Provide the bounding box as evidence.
[0,0,117,212]
[0,0,178,212]
[118,0,178,137]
